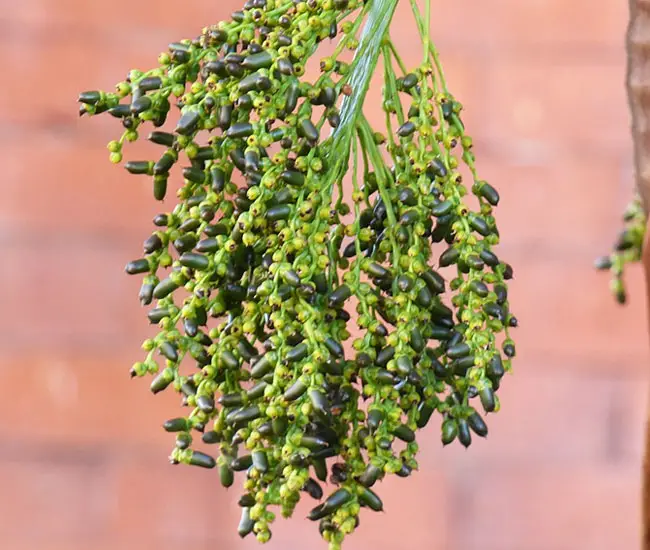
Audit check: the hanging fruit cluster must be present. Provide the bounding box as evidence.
[78,0,516,547]
[596,194,646,304]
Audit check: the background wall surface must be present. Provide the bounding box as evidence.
[0,1,646,549]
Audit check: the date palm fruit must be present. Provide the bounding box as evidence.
[79,0,516,548]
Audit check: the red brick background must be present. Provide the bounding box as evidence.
[0,1,646,549]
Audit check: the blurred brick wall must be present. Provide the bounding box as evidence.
[0,1,647,549]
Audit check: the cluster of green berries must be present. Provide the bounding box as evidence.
[596,194,646,304]
[78,0,516,547]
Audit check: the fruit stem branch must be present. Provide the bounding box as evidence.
[331,0,400,164]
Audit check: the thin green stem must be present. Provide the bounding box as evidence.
[387,39,408,75]
[409,0,449,93]
[423,0,431,64]
[357,116,400,266]
[381,45,411,186]
[356,120,394,227]
[331,0,400,164]
[382,46,406,125]
[331,7,367,64]
[351,138,364,278]
[429,41,450,94]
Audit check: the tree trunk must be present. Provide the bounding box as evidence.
[627,2,650,548]
[629,0,650,212]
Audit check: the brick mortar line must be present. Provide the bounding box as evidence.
[0,226,145,250]
[0,439,170,466]
[0,16,186,46]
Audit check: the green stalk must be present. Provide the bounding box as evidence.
[357,116,401,267]
[410,0,449,93]
[330,0,400,166]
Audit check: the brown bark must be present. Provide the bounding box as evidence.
[628,2,650,548]
[629,0,650,212]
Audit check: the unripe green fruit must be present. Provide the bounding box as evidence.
[79,0,517,546]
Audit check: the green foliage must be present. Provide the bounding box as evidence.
[79,0,516,547]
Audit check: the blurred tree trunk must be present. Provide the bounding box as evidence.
[628,2,650,548]
[629,0,650,213]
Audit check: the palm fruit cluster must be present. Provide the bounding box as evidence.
[595,194,646,304]
[78,0,516,547]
